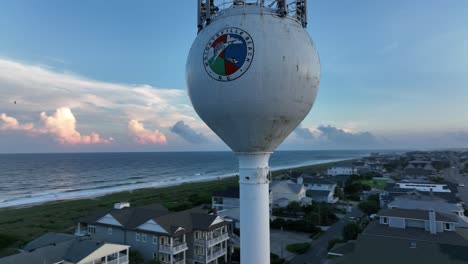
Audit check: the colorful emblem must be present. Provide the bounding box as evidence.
[203,28,254,82]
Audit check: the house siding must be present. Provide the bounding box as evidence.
[388,217,406,229]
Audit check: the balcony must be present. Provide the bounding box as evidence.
[207,248,227,263]
[159,243,188,254]
[107,255,129,264]
[194,233,229,247]
[207,233,229,247]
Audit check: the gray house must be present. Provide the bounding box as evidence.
[0,232,129,264]
[76,203,230,264]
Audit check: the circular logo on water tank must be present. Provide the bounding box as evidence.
[203,28,254,82]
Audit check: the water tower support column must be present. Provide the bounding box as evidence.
[238,152,271,264]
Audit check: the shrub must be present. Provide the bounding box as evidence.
[286,242,311,254]
[342,222,360,241]
[0,234,17,250]
[327,237,344,251]
[358,200,380,215]
[270,253,285,264]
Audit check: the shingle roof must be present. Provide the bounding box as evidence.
[0,236,109,264]
[377,208,457,223]
[23,232,76,251]
[80,204,227,236]
[306,190,332,198]
[270,180,303,194]
[301,176,336,185]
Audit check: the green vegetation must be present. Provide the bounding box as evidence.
[355,179,387,189]
[342,222,360,241]
[286,242,311,254]
[358,194,380,216]
[327,237,344,250]
[270,217,321,234]
[271,160,355,178]
[0,177,238,256]
[431,161,450,171]
[270,253,286,264]
[273,202,338,226]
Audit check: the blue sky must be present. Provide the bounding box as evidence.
[0,0,467,152]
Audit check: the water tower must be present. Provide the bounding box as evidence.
[186,1,320,263]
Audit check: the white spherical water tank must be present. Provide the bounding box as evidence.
[186,2,320,263]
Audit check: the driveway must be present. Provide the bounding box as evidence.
[270,229,312,261]
[289,206,363,264]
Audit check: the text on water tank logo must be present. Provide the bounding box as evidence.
[203,28,254,82]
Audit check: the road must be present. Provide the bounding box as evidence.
[289,206,363,264]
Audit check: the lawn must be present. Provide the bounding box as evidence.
[356,179,387,189]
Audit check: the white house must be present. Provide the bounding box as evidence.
[270,180,308,208]
[327,165,357,176]
[297,175,338,203]
[396,182,451,193]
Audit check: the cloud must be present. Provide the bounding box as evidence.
[39,108,113,144]
[0,113,34,131]
[170,121,208,144]
[0,108,112,144]
[294,125,320,140]
[317,125,379,146]
[128,120,167,144]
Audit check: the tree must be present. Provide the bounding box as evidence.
[129,250,144,264]
[358,200,380,215]
[287,201,302,216]
[342,222,360,241]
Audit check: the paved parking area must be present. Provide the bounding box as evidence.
[270,229,313,260]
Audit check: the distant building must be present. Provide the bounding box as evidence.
[0,232,129,264]
[327,164,357,176]
[297,175,338,203]
[212,187,273,213]
[76,203,230,264]
[270,180,310,208]
[329,208,468,264]
[380,183,458,209]
[395,182,451,193]
[404,160,436,176]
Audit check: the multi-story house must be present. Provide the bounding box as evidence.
[270,180,309,208]
[328,208,468,264]
[0,232,130,264]
[297,175,338,203]
[76,203,230,264]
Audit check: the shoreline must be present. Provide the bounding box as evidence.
[0,157,356,209]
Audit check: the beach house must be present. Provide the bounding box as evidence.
[76,203,230,264]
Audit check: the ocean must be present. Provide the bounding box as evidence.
[0,150,371,208]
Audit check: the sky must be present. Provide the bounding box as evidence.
[0,0,467,153]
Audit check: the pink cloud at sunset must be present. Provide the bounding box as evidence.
[128,120,167,145]
[0,108,113,145]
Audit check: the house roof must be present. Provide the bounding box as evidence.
[377,208,458,223]
[22,232,76,251]
[80,204,227,236]
[388,199,463,216]
[329,241,356,255]
[301,176,336,185]
[0,235,126,264]
[334,225,468,264]
[306,190,332,198]
[270,180,304,195]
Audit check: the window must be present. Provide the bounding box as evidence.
[107,227,112,234]
[153,235,158,244]
[160,236,168,245]
[142,234,147,242]
[87,225,96,234]
[194,231,201,239]
[194,245,205,255]
[410,242,417,248]
[382,217,388,224]
[444,223,452,231]
[153,252,157,259]
[136,232,141,241]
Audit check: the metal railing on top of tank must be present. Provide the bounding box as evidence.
[197,0,308,32]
